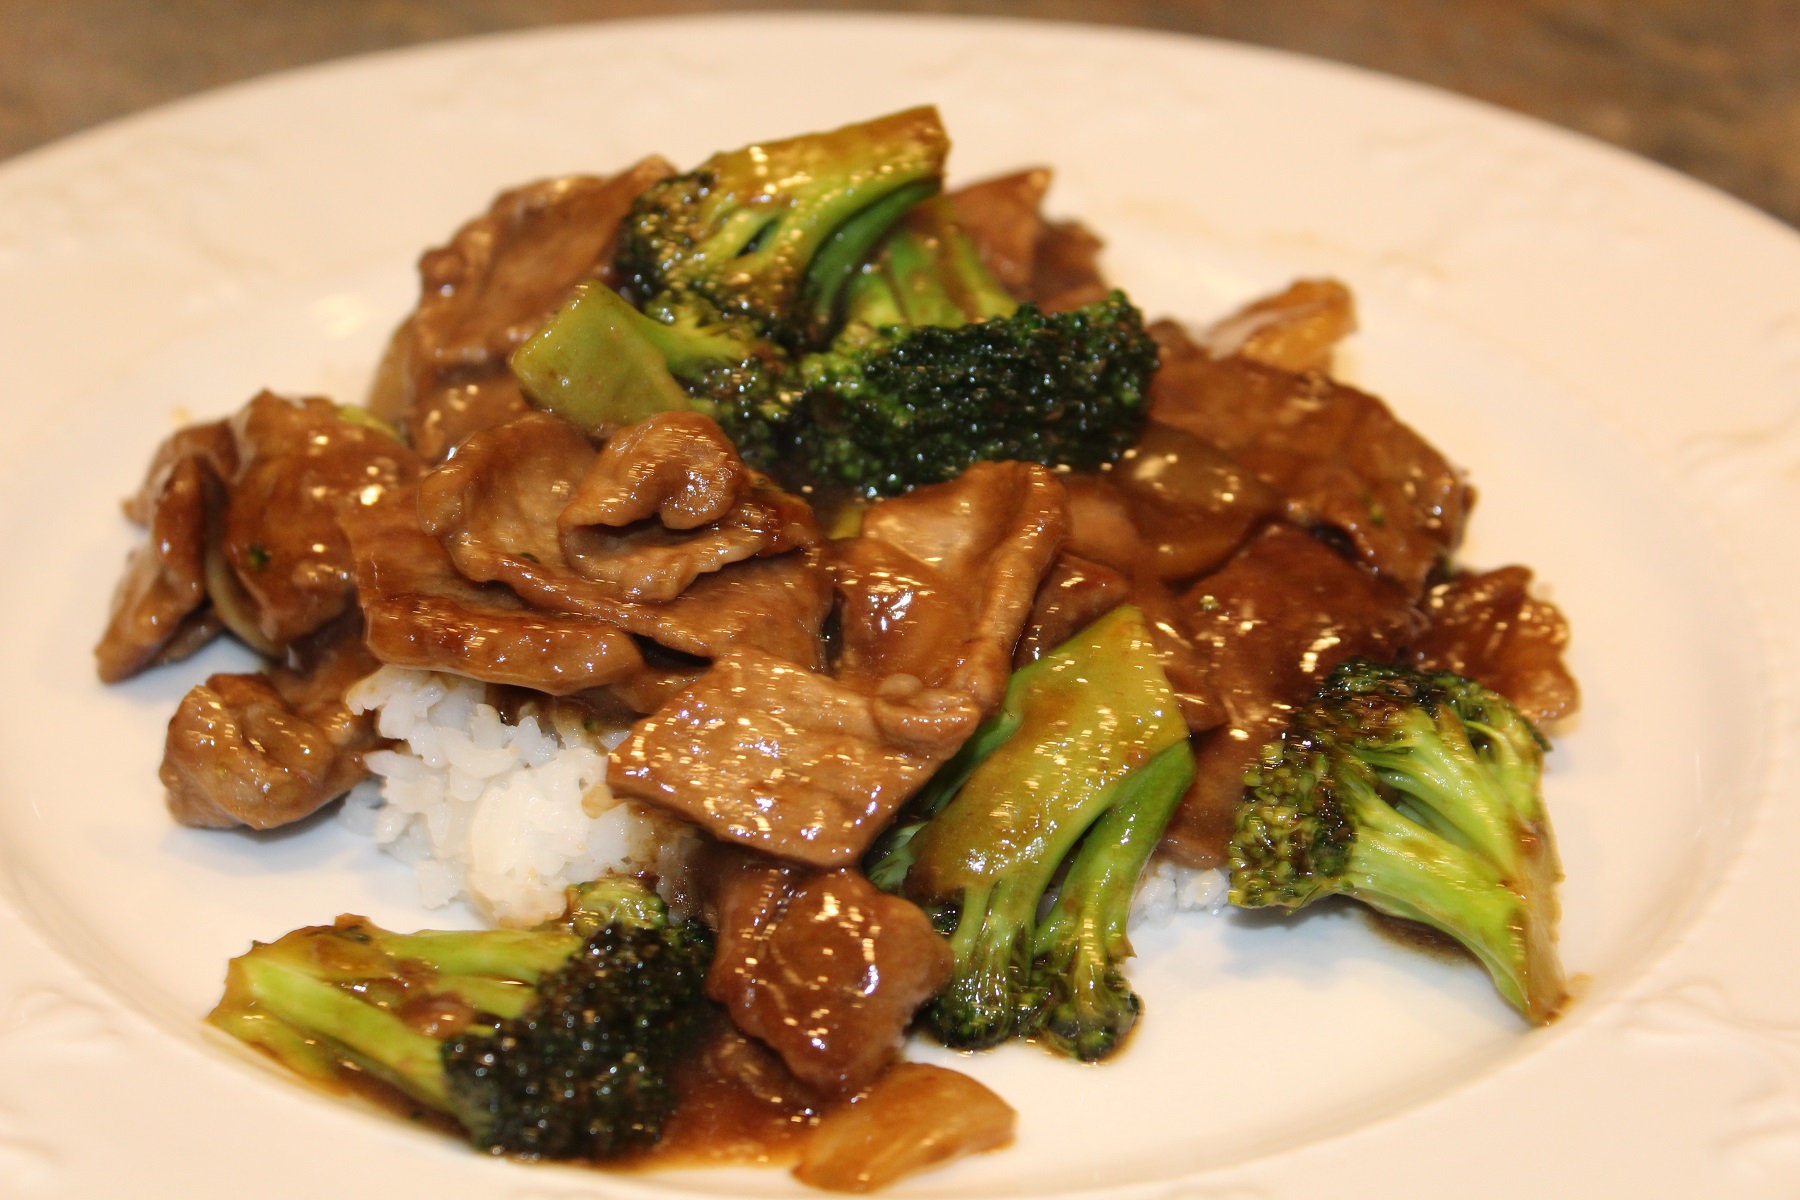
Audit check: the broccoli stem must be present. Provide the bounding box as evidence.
[896,606,1192,1055]
[232,952,453,1109]
[1031,738,1196,1061]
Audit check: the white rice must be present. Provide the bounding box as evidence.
[341,666,697,928]
[1130,859,1230,928]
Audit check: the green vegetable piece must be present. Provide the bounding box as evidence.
[510,281,699,435]
[883,605,1191,1055]
[1228,658,1567,1023]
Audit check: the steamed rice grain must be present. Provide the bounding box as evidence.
[342,666,695,927]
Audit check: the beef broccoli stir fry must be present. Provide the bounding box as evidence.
[96,108,1580,1190]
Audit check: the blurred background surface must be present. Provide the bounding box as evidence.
[2,0,1797,228]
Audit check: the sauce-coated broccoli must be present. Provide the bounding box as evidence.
[510,109,1158,497]
[865,606,1195,1059]
[1228,659,1567,1023]
[209,880,715,1159]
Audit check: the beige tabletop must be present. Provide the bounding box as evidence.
[3,0,1797,230]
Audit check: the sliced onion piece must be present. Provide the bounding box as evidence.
[792,1063,1015,1193]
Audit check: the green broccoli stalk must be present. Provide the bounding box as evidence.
[614,105,948,349]
[1229,658,1567,1024]
[1031,739,1194,1061]
[209,879,715,1159]
[868,605,1194,1057]
[509,280,792,460]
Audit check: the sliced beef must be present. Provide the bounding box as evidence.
[560,412,819,602]
[222,391,423,647]
[1409,565,1580,727]
[1151,352,1468,592]
[95,455,215,682]
[368,160,674,460]
[1161,523,1422,867]
[415,412,830,667]
[609,651,980,867]
[948,167,1109,312]
[97,419,241,681]
[834,461,1067,713]
[1014,552,1132,667]
[707,855,951,1095]
[1110,420,1282,582]
[341,480,646,694]
[1200,277,1357,373]
[161,615,382,830]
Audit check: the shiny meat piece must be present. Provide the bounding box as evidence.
[1201,278,1358,373]
[1151,352,1468,592]
[1014,553,1131,667]
[946,167,1107,312]
[563,410,748,529]
[418,413,831,665]
[120,418,237,526]
[1161,524,1421,867]
[708,857,951,1095]
[1111,421,1282,581]
[95,455,214,682]
[162,616,382,829]
[1409,565,1580,727]
[609,650,980,866]
[560,412,820,602]
[341,480,645,694]
[368,160,673,459]
[793,1063,1016,1192]
[223,391,423,647]
[1052,476,1226,731]
[1032,218,1110,313]
[835,461,1068,713]
[947,168,1051,299]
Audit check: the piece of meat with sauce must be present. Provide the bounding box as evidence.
[367,160,673,460]
[162,615,383,830]
[1013,552,1132,667]
[948,167,1110,312]
[1161,523,1423,867]
[560,412,820,603]
[96,454,217,683]
[96,419,241,681]
[707,853,951,1096]
[1109,420,1283,583]
[222,391,423,648]
[833,460,1068,713]
[610,651,981,867]
[1409,565,1580,727]
[1152,351,1467,593]
[1200,278,1358,374]
[416,412,831,668]
[341,479,648,695]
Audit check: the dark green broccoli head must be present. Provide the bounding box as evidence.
[1229,658,1567,1023]
[208,881,718,1161]
[795,291,1159,496]
[615,106,948,349]
[442,918,715,1160]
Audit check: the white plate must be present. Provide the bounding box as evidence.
[1,14,1797,1199]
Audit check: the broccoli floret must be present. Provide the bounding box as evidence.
[1229,658,1567,1023]
[510,279,794,461]
[209,879,715,1159]
[795,289,1157,496]
[515,111,1155,495]
[615,106,948,349]
[867,606,1194,1058]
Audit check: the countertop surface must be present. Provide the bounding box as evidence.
[3,0,1797,229]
